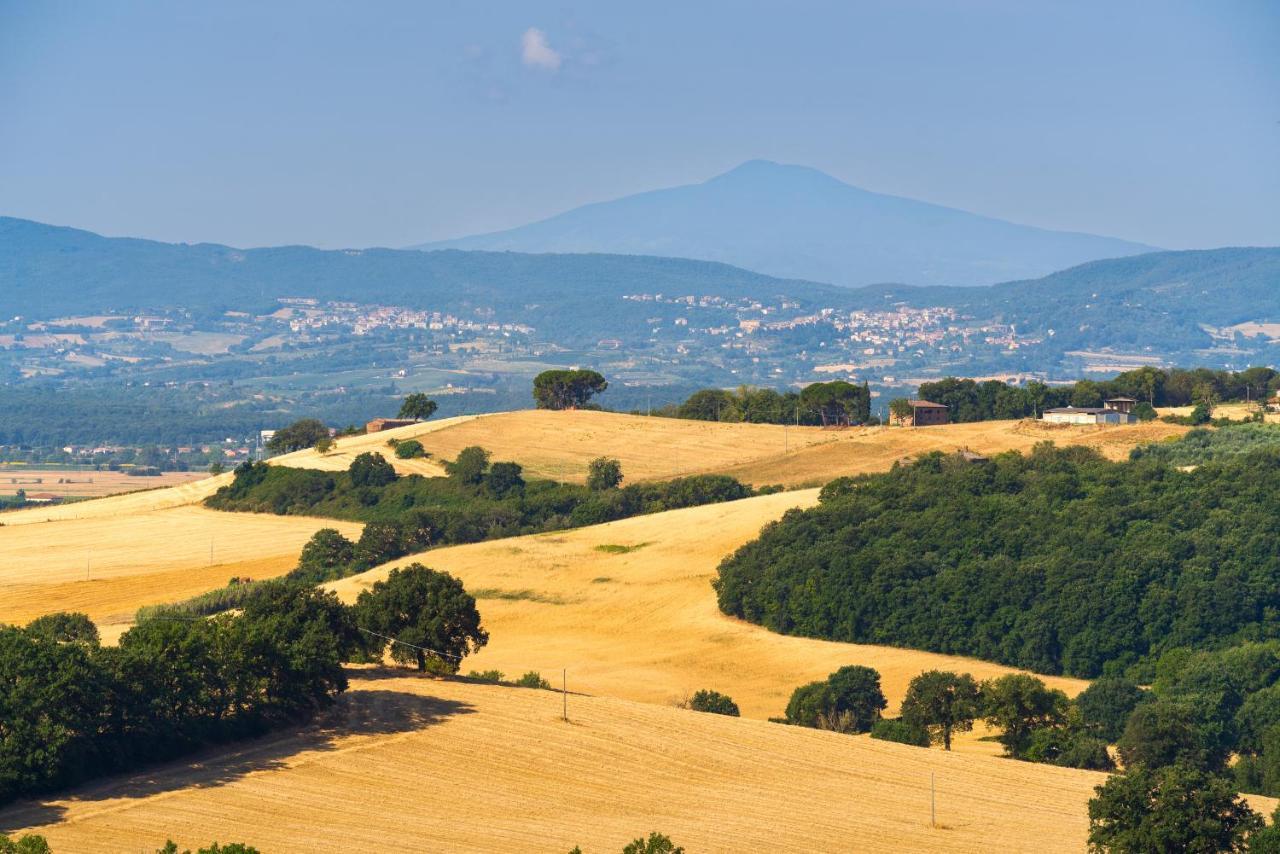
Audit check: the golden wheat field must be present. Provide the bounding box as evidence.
[328,490,1086,730]
[0,506,361,629]
[0,409,1219,852]
[308,408,1187,486]
[0,468,207,499]
[0,673,1128,854]
[269,413,488,477]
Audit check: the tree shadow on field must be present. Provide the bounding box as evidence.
[0,685,473,834]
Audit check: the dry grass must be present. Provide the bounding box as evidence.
[0,469,208,499]
[0,674,1141,854]
[345,409,1187,487]
[329,490,1086,737]
[399,409,839,483]
[721,418,1188,486]
[0,472,233,526]
[0,410,1265,851]
[269,414,486,477]
[0,506,360,629]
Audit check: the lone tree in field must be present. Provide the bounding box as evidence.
[900,670,981,750]
[398,393,438,421]
[394,439,426,459]
[532,369,608,410]
[1087,764,1261,853]
[266,418,330,453]
[356,564,488,673]
[587,457,623,491]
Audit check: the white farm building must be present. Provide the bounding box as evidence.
[1042,396,1141,425]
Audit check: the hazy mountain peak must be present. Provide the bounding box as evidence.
[415,161,1158,287]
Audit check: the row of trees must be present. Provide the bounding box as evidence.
[669,381,872,426]
[776,665,1112,768]
[1,567,486,806]
[916,365,1279,424]
[717,443,1280,678]
[207,451,756,570]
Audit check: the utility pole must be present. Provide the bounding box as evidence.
[930,772,936,828]
[562,668,568,722]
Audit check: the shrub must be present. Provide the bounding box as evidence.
[687,689,740,717]
[514,671,552,689]
[0,833,51,853]
[870,718,930,747]
[394,439,427,459]
[467,669,505,683]
[265,418,329,453]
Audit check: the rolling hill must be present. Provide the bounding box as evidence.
[3,216,1276,364]
[0,673,1129,854]
[416,160,1157,287]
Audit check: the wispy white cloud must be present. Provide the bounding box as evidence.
[521,27,561,71]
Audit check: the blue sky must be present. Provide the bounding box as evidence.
[1,0,1277,251]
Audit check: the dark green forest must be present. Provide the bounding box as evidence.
[715,443,1280,679]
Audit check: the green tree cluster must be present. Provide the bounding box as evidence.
[533,370,608,410]
[784,666,887,733]
[672,381,871,426]
[0,583,357,807]
[716,444,1280,678]
[265,418,330,453]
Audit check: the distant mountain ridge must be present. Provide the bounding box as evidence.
[414,160,1158,287]
[1,216,1276,358]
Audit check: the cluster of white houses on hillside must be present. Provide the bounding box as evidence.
[1041,396,1139,425]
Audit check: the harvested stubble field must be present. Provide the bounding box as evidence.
[343,408,1187,486]
[329,490,1087,740]
[718,417,1189,486]
[0,506,360,629]
[0,673,1129,854]
[268,413,485,477]
[0,468,207,499]
[0,410,1248,852]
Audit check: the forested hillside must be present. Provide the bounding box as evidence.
[715,444,1280,679]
